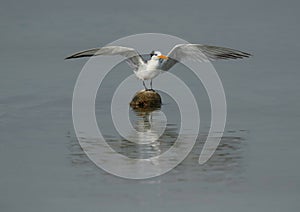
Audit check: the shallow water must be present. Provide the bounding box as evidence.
[1,0,300,211]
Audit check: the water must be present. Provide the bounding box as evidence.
[1,0,300,211]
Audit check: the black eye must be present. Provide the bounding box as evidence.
[150,52,158,57]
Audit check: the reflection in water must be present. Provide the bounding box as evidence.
[68,106,247,182]
[68,135,246,183]
[128,109,165,145]
[170,133,246,183]
[105,106,179,159]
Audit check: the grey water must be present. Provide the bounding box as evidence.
[1,0,300,211]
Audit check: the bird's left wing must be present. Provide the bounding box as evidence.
[161,44,251,71]
[65,46,145,69]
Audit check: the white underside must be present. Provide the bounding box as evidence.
[134,59,162,81]
[135,69,161,80]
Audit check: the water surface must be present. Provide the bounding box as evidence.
[1,0,300,211]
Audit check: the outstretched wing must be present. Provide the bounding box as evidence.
[161,44,251,71]
[65,46,145,69]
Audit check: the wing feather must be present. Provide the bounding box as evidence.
[65,46,145,69]
[161,44,251,71]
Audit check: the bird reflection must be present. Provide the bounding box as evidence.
[123,106,172,159]
[130,106,164,143]
[68,129,246,183]
[67,103,246,182]
[135,111,155,134]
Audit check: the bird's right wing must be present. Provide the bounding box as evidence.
[65,46,145,69]
[161,44,251,71]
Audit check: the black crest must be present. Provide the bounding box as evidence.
[150,50,155,57]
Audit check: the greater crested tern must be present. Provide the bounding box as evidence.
[65,44,251,90]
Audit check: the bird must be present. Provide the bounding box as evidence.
[65,44,251,90]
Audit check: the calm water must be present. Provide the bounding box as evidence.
[1,0,300,211]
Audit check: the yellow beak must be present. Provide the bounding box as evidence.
[158,55,168,60]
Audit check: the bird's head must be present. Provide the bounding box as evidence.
[150,51,168,61]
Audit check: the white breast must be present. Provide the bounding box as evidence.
[134,60,161,80]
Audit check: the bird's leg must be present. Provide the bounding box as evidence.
[143,81,148,90]
[150,80,153,90]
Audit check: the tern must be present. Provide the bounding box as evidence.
[65,44,251,90]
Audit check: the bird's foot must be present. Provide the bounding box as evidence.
[145,88,155,92]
